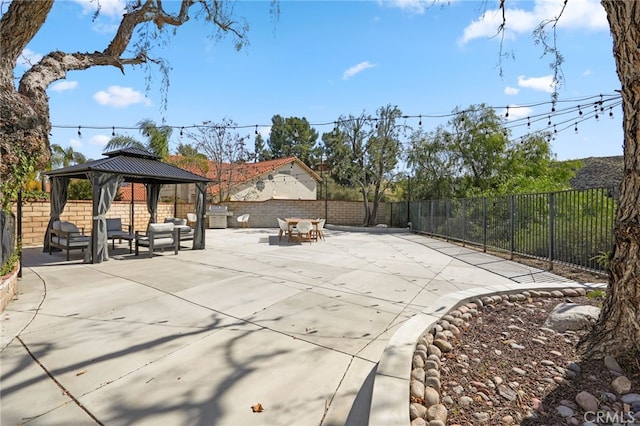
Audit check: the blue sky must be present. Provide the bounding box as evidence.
[15,0,622,162]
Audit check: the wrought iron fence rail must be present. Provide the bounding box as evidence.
[390,187,616,274]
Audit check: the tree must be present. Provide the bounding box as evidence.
[254,133,270,162]
[50,144,87,168]
[407,126,457,200]
[406,106,577,199]
[187,118,250,203]
[324,105,404,226]
[496,134,578,194]
[448,105,510,197]
[104,119,172,160]
[267,115,319,167]
[172,143,209,177]
[0,0,261,210]
[575,1,640,366]
[493,0,639,369]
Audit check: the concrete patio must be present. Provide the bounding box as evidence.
[1,227,592,425]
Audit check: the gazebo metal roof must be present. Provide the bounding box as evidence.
[45,147,211,184]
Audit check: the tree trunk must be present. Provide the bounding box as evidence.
[578,0,640,368]
[0,1,55,195]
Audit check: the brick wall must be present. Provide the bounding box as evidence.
[12,199,390,247]
[214,199,389,228]
[13,201,175,247]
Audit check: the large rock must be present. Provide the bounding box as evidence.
[543,303,600,332]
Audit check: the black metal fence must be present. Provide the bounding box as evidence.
[389,187,617,273]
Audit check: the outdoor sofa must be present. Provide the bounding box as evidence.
[48,220,90,261]
[164,217,194,247]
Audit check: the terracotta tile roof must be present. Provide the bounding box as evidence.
[167,156,322,196]
[119,182,147,202]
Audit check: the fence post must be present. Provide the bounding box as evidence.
[549,192,555,271]
[462,199,467,246]
[482,197,487,253]
[510,195,515,260]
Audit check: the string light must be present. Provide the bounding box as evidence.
[50,92,621,148]
[112,126,115,136]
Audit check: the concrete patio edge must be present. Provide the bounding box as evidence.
[367,281,608,426]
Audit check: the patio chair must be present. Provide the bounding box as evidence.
[295,220,313,244]
[164,217,194,247]
[135,223,179,258]
[237,214,250,228]
[186,213,197,227]
[277,218,292,241]
[313,218,326,241]
[106,218,133,252]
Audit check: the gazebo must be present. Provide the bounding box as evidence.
[44,147,211,264]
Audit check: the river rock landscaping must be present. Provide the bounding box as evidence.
[409,288,640,425]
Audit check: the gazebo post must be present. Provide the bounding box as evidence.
[130,184,134,234]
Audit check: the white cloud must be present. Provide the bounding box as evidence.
[504,86,520,96]
[517,74,556,93]
[459,0,607,45]
[343,61,376,80]
[504,104,533,121]
[50,81,79,92]
[93,86,151,108]
[377,0,450,15]
[18,48,43,68]
[69,138,83,149]
[582,69,594,76]
[73,0,125,18]
[90,134,111,147]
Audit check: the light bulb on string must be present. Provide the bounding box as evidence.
[418,115,422,126]
[578,105,583,115]
[547,116,551,126]
[112,126,115,136]
[255,125,258,135]
[505,106,509,118]
[180,127,184,137]
[574,122,578,134]
[77,126,82,137]
[527,117,531,128]
[609,107,614,119]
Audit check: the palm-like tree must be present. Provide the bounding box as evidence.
[104,119,172,160]
[50,144,87,168]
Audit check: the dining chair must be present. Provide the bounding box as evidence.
[277,218,291,241]
[237,213,250,227]
[295,220,313,243]
[314,218,326,241]
[186,213,197,227]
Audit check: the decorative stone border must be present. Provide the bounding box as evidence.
[0,262,19,313]
[409,287,593,426]
[368,282,606,426]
